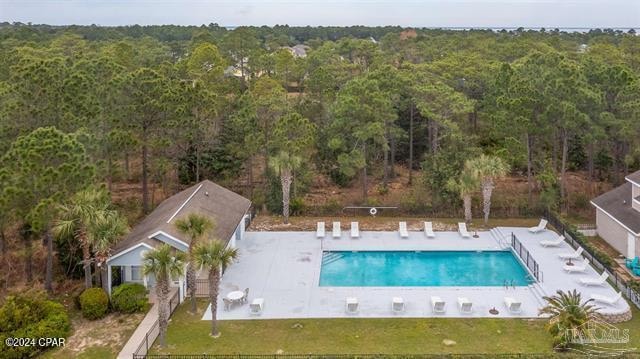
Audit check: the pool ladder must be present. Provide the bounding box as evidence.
[503,279,516,289]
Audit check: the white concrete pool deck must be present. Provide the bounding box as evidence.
[202,226,630,320]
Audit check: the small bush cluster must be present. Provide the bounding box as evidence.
[0,291,70,358]
[79,287,109,320]
[111,283,149,313]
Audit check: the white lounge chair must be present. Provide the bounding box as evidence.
[558,247,583,260]
[332,222,341,239]
[424,221,435,238]
[399,222,409,238]
[391,297,405,314]
[431,296,446,314]
[591,292,622,306]
[458,223,471,238]
[350,222,360,239]
[528,219,548,233]
[249,298,264,315]
[579,272,609,286]
[457,297,473,313]
[345,297,359,314]
[540,235,564,247]
[504,297,522,314]
[316,222,325,238]
[563,258,590,273]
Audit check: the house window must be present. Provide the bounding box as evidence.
[131,266,142,281]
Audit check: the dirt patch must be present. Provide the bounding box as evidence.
[48,312,145,358]
[249,215,539,232]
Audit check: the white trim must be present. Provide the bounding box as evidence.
[591,201,640,236]
[148,230,189,249]
[166,183,203,223]
[107,243,155,264]
[625,177,640,187]
[633,197,640,207]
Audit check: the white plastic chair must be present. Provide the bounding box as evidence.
[457,297,473,314]
[424,221,435,238]
[399,222,409,238]
[504,297,522,314]
[528,219,548,233]
[249,298,264,315]
[458,223,471,238]
[431,296,446,314]
[350,222,360,239]
[316,222,325,238]
[332,222,341,239]
[345,297,359,314]
[391,297,405,314]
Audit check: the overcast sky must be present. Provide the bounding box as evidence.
[1,0,638,28]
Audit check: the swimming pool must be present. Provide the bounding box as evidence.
[319,250,533,287]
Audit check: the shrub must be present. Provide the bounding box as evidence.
[289,197,305,216]
[79,287,109,320]
[0,291,70,358]
[111,283,149,314]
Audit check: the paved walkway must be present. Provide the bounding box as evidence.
[117,287,178,359]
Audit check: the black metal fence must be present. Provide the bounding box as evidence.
[544,211,640,309]
[134,354,600,359]
[133,289,181,357]
[510,233,543,283]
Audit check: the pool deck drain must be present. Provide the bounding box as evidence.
[202,227,629,320]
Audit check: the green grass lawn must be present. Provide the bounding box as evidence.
[151,300,554,355]
[151,300,640,355]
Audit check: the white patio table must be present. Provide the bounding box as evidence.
[227,290,244,303]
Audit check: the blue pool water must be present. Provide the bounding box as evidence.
[319,251,532,287]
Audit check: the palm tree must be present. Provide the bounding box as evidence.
[142,244,186,348]
[193,240,238,338]
[91,210,128,292]
[175,213,214,314]
[467,154,509,225]
[448,165,479,223]
[539,289,599,350]
[269,151,302,224]
[53,187,112,289]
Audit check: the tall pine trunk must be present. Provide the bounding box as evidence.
[142,142,150,214]
[526,133,533,205]
[24,235,33,283]
[362,143,368,203]
[560,129,568,213]
[408,105,414,185]
[209,268,221,337]
[44,226,53,293]
[281,169,292,224]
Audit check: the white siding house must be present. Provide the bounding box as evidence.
[591,170,640,259]
[106,180,251,301]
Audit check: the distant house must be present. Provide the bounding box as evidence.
[281,44,310,58]
[105,180,251,299]
[591,170,640,258]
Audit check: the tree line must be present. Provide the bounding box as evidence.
[0,24,639,289]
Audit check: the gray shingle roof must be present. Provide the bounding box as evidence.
[626,170,640,185]
[110,180,251,256]
[591,182,640,235]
